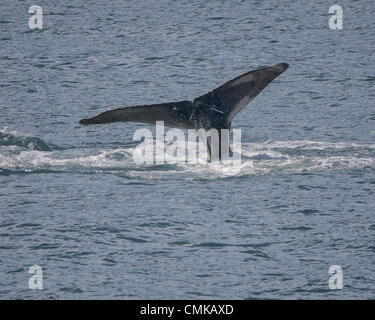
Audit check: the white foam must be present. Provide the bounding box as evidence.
[0,137,374,178]
[0,148,133,171]
[244,140,375,151]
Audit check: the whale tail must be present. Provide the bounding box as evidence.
[79,63,289,159]
[79,63,288,129]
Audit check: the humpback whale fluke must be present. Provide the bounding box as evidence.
[79,63,289,158]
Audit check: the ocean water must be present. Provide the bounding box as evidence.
[1,0,374,299]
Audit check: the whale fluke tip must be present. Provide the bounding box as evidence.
[79,119,89,125]
[277,62,289,71]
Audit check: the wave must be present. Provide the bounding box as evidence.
[0,128,51,151]
[0,130,374,179]
[242,140,375,152]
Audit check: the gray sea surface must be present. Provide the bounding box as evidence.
[0,0,374,299]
